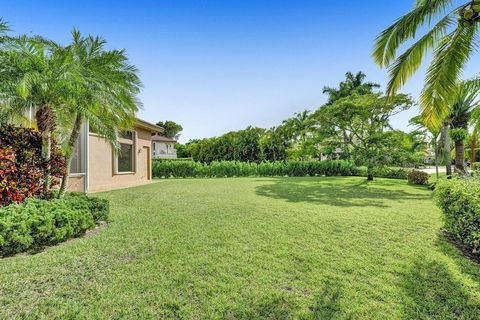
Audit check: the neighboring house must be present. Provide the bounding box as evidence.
[151,135,178,159]
[67,119,163,193]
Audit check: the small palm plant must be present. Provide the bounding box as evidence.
[58,30,142,196]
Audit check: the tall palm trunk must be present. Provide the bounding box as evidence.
[471,136,477,165]
[35,104,55,195]
[440,121,452,177]
[59,113,83,197]
[433,139,439,180]
[454,139,465,173]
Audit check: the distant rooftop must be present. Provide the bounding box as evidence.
[151,135,177,143]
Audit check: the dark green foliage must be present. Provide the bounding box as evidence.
[407,170,430,185]
[357,166,409,180]
[0,194,109,256]
[184,127,267,163]
[152,160,358,178]
[65,193,110,222]
[156,120,183,138]
[435,178,480,255]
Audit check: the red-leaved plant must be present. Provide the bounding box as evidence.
[0,125,66,207]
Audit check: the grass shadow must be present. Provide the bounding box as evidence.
[255,177,430,208]
[400,256,480,319]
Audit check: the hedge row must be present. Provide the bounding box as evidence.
[435,178,480,255]
[152,160,413,179]
[0,194,109,256]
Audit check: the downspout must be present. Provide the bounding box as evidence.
[84,120,89,193]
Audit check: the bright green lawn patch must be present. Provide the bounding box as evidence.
[1,177,479,319]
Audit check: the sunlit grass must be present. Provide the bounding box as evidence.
[0,177,479,319]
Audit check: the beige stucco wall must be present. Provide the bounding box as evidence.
[88,126,152,193]
[67,175,85,193]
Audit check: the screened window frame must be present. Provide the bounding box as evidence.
[114,131,137,174]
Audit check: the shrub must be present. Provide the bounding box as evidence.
[472,162,480,171]
[152,160,358,179]
[407,170,429,185]
[357,166,409,180]
[435,178,480,255]
[0,125,66,207]
[0,193,109,256]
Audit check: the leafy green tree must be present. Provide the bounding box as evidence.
[156,120,183,138]
[322,71,380,104]
[259,126,290,161]
[409,115,442,178]
[373,0,480,129]
[315,93,414,180]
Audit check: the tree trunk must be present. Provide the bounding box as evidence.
[454,139,466,174]
[35,104,55,195]
[434,144,439,180]
[441,122,452,178]
[59,113,83,198]
[471,137,477,166]
[367,166,374,181]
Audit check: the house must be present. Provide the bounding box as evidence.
[67,119,163,193]
[151,135,178,159]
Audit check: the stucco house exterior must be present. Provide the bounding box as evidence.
[67,119,163,193]
[151,135,178,159]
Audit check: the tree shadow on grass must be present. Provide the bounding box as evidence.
[434,233,480,286]
[222,281,348,320]
[255,177,430,208]
[400,256,480,319]
[302,282,351,320]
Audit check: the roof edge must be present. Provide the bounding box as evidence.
[135,118,163,133]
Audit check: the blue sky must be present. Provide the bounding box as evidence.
[1,1,479,142]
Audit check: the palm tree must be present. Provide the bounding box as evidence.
[468,129,479,165]
[322,71,380,104]
[58,30,142,196]
[409,115,441,178]
[373,1,480,129]
[0,35,75,193]
[448,82,480,173]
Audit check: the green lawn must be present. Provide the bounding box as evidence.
[1,177,480,319]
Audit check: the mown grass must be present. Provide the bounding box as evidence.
[1,177,479,319]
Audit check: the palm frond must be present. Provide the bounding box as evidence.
[385,13,455,96]
[373,0,453,67]
[420,25,478,129]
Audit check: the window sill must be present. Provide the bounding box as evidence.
[114,172,136,175]
[69,173,86,177]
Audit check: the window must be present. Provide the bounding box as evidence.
[119,131,133,140]
[116,131,135,173]
[118,143,134,172]
[70,125,85,174]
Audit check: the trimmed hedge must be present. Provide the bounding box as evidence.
[0,194,109,256]
[407,170,430,185]
[152,160,359,178]
[357,166,410,180]
[435,178,480,255]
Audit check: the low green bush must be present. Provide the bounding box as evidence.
[435,178,480,255]
[407,170,429,185]
[472,162,480,171]
[152,160,358,178]
[0,194,109,256]
[357,166,409,180]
